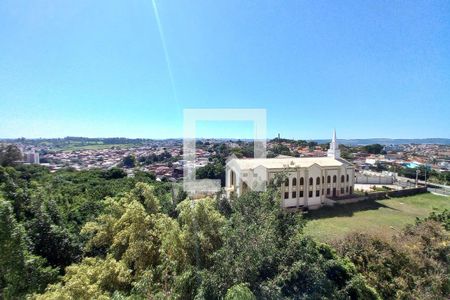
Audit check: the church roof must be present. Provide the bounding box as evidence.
[228,156,352,170]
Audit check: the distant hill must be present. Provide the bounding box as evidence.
[2,137,450,146]
[313,138,450,146]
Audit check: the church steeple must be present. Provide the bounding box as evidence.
[327,129,341,158]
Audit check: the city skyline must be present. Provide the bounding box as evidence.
[1,1,449,139]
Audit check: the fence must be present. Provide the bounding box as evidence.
[355,175,394,184]
[428,187,450,196]
[327,186,428,206]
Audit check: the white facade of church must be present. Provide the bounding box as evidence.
[225,130,355,210]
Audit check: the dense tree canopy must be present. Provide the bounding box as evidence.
[363,144,384,154]
[122,155,136,168]
[335,214,450,299]
[138,151,176,165]
[196,161,225,186]
[0,198,58,299]
[0,144,22,167]
[269,144,292,157]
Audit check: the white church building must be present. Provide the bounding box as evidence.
[225,130,355,210]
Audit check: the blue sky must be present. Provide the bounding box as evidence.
[0,0,449,139]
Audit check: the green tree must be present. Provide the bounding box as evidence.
[177,198,226,269]
[308,141,318,149]
[0,199,58,299]
[335,218,449,299]
[198,187,378,299]
[82,183,184,281]
[363,144,384,154]
[122,155,136,168]
[270,144,292,156]
[225,283,256,300]
[25,191,81,268]
[196,162,225,186]
[33,256,131,300]
[0,144,22,167]
[102,167,127,179]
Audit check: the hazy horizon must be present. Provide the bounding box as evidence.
[2,136,450,141]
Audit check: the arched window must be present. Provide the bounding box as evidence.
[341,175,345,183]
[300,177,304,185]
[327,175,331,183]
[346,174,349,182]
[284,178,289,187]
[292,177,297,186]
[309,177,313,185]
[333,175,337,183]
[316,177,320,185]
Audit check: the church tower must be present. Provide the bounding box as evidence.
[327,129,341,158]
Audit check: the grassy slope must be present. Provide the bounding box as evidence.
[303,193,450,242]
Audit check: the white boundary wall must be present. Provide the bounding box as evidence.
[355,174,394,184]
